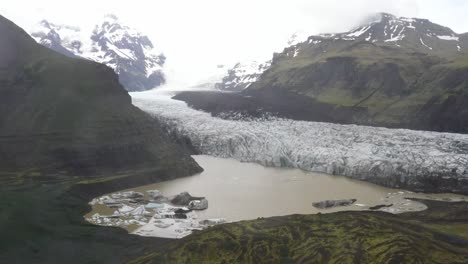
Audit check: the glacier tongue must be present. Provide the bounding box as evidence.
[132,92,468,194]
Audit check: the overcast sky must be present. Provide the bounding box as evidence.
[2,0,468,85]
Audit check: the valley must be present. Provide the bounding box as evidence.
[1,6,468,264]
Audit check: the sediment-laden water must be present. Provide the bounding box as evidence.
[86,155,467,238]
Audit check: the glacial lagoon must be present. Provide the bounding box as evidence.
[86,155,468,238]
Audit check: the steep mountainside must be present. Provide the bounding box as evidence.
[0,14,201,177]
[244,13,468,133]
[29,15,166,91]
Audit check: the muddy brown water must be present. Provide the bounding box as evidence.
[87,155,468,230]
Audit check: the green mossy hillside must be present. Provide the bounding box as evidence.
[247,23,468,133]
[132,199,468,264]
[0,15,201,177]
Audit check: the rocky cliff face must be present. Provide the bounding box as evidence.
[0,15,201,177]
[29,15,166,92]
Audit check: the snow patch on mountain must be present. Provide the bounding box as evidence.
[346,25,371,37]
[420,37,433,50]
[216,32,308,92]
[216,12,466,92]
[308,12,462,51]
[216,61,272,91]
[437,35,459,41]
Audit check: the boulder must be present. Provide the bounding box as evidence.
[312,199,357,209]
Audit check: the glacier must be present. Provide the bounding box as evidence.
[132,91,468,194]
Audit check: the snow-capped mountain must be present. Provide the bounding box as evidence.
[216,32,308,91]
[30,15,166,91]
[304,13,466,53]
[217,13,467,92]
[215,61,272,91]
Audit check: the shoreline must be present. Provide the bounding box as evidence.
[83,155,468,239]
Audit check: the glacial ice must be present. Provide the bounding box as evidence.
[132,92,468,192]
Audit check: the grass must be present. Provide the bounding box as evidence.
[249,36,468,132]
[131,199,468,264]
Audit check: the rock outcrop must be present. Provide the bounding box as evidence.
[170,192,205,206]
[312,199,357,209]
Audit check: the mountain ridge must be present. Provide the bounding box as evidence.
[0,14,201,177]
[217,12,467,93]
[189,12,468,133]
[29,15,166,91]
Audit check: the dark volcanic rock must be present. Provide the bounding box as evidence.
[174,208,192,214]
[312,199,357,209]
[369,204,394,210]
[170,192,205,206]
[174,213,188,219]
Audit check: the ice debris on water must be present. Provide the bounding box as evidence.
[86,189,222,239]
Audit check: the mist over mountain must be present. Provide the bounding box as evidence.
[190,13,468,133]
[215,32,310,91]
[2,5,468,264]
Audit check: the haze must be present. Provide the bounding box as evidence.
[2,0,468,85]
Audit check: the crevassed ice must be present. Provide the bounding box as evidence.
[132,93,468,183]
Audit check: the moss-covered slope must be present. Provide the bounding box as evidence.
[0,15,201,177]
[132,199,468,264]
[247,14,468,133]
